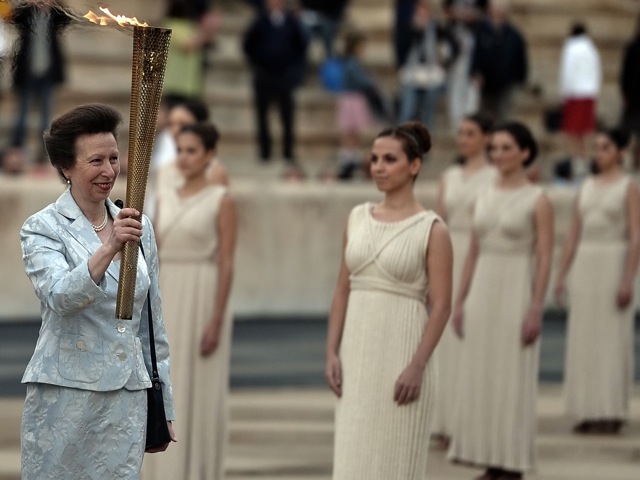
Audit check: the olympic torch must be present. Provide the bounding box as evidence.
[115,25,171,319]
[83,8,171,319]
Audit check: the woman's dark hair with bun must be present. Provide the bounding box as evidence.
[493,121,538,167]
[180,122,220,151]
[44,103,123,183]
[600,126,631,151]
[570,22,587,37]
[464,112,494,134]
[175,98,209,123]
[376,121,432,163]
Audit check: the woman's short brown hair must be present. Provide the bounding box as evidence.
[44,104,122,182]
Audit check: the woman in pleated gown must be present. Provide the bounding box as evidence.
[448,122,554,480]
[554,128,640,434]
[431,113,496,446]
[326,121,453,479]
[143,122,237,480]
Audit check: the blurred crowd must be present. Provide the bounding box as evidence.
[0,0,639,182]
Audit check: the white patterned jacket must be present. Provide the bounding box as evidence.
[20,188,175,420]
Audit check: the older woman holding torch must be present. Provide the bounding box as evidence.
[20,104,175,478]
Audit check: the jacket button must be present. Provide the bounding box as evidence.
[76,340,85,350]
[117,324,126,333]
[117,352,127,361]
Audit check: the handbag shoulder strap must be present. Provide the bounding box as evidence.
[139,242,160,381]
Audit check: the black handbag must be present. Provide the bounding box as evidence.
[140,243,172,451]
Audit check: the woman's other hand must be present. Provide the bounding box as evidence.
[521,305,543,346]
[616,281,633,310]
[200,321,221,357]
[325,353,342,397]
[394,363,423,406]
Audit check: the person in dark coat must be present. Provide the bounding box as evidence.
[620,13,640,168]
[299,0,349,59]
[470,0,527,123]
[11,0,69,153]
[394,0,416,69]
[242,0,308,163]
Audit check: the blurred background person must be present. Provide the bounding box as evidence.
[242,0,308,164]
[0,146,26,176]
[554,127,640,435]
[154,98,229,217]
[559,22,601,180]
[143,122,237,480]
[620,13,640,169]
[334,30,390,181]
[393,0,416,69]
[470,0,527,123]
[448,122,553,480]
[443,0,487,132]
[326,121,452,479]
[10,0,69,166]
[299,0,349,60]
[163,0,220,98]
[0,0,10,98]
[151,93,190,175]
[431,112,496,448]
[398,0,458,131]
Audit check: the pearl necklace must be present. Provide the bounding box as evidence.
[92,208,108,232]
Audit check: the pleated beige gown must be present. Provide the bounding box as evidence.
[432,164,496,437]
[142,185,232,480]
[333,203,439,480]
[565,176,635,422]
[448,185,544,473]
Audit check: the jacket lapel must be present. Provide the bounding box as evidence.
[55,190,121,283]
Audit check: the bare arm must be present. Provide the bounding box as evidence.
[617,182,640,309]
[554,199,582,304]
[207,160,230,187]
[201,194,237,356]
[394,221,453,405]
[436,175,448,221]
[451,230,479,338]
[325,228,350,397]
[522,194,554,346]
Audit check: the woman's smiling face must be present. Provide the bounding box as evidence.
[63,132,120,206]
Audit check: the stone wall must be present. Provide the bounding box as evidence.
[0,176,583,321]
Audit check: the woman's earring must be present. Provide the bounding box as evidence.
[66,178,71,185]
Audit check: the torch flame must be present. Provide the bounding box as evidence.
[83,7,148,27]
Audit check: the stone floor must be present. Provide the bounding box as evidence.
[1,318,639,478]
[1,386,639,480]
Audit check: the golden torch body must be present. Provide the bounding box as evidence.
[116,26,171,320]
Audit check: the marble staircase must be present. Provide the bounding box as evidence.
[0,0,637,179]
